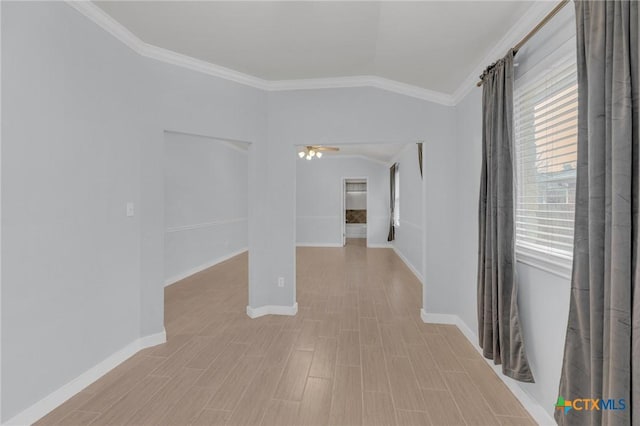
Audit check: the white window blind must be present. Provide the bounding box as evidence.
[514,55,578,264]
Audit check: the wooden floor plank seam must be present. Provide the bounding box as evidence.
[35,241,534,426]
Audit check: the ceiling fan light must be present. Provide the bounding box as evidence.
[298,151,305,158]
[306,155,312,160]
[316,152,323,158]
[309,150,315,157]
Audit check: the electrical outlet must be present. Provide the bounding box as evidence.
[277,277,285,288]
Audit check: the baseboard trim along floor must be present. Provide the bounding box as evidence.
[246,303,299,319]
[295,243,343,247]
[420,309,555,426]
[164,248,249,287]
[30,248,537,425]
[391,245,424,283]
[5,329,167,426]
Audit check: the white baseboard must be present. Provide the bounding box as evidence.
[296,243,343,247]
[296,242,392,249]
[366,242,392,248]
[420,310,458,324]
[4,329,167,426]
[420,309,555,426]
[246,303,298,319]
[164,248,248,287]
[138,329,167,348]
[392,246,424,283]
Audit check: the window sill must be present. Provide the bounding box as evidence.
[516,247,572,280]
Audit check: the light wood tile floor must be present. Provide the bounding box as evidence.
[36,245,535,426]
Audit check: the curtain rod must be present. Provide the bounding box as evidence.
[476,0,570,87]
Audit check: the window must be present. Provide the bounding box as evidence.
[393,164,400,226]
[514,54,578,272]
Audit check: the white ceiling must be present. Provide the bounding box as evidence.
[95,1,533,95]
[298,143,409,163]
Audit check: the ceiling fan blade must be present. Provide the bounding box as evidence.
[313,146,340,151]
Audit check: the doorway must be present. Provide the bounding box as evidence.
[163,131,249,287]
[342,178,368,247]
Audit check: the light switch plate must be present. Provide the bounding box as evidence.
[126,202,135,217]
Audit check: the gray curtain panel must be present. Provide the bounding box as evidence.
[387,163,396,241]
[477,49,534,383]
[417,142,424,178]
[556,1,638,425]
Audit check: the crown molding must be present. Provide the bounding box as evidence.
[66,1,455,106]
[269,75,455,106]
[68,0,562,108]
[67,1,267,89]
[451,1,561,105]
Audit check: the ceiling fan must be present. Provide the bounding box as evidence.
[298,145,339,160]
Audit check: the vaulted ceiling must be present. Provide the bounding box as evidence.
[95,1,533,96]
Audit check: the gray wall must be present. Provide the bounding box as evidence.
[268,88,457,312]
[391,144,424,279]
[1,1,483,422]
[141,49,267,339]
[163,132,248,285]
[1,2,266,420]
[296,156,388,246]
[2,2,150,419]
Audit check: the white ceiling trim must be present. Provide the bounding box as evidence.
[451,1,561,104]
[67,1,454,106]
[164,129,250,154]
[310,154,390,166]
[387,141,419,168]
[68,1,560,108]
[68,1,267,89]
[269,76,454,106]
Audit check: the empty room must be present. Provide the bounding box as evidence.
[1,1,637,426]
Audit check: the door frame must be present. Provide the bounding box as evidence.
[341,176,368,246]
